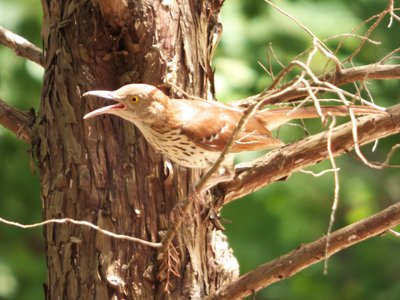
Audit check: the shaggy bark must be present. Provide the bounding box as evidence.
[0,98,33,143]
[1,1,400,299]
[37,0,236,299]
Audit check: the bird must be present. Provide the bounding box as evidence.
[82,83,385,169]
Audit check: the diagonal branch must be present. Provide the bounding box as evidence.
[219,103,400,204]
[235,64,400,106]
[0,26,44,67]
[0,98,34,143]
[205,201,400,300]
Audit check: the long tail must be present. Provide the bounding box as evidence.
[256,105,387,130]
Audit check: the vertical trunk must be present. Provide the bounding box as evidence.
[37,0,237,298]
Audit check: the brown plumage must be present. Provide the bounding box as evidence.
[82,84,385,168]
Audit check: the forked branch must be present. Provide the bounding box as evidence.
[205,201,400,300]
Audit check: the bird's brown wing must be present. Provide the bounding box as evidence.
[175,100,385,152]
[175,100,284,152]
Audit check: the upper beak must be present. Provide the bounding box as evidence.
[83,90,114,100]
[82,90,124,119]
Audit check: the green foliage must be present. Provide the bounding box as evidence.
[0,0,43,299]
[218,0,400,299]
[0,0,399,299]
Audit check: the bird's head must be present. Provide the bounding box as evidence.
[82,83,169,123]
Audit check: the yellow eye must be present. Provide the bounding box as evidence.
[130,96,139,104]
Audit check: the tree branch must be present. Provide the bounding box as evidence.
[326,63,400,84]
[205,201,400,300]
[0,98,34,143]
[219,103,400,204]
[0,26,44,67]
[235,64,400,106]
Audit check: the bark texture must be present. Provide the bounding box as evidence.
[37,0,237,299]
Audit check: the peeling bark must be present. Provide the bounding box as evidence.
[38,0,235,299]
[0,98,33,143]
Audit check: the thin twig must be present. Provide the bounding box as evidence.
[299,168,340,177]
[384,144,400,165]
[349,108,384,169]
[323,33,380,45]
[379,47,400,64]
[345,2,390,63]
[234,64,400,107]
[388,228,400,237]
[265,0,317,40]
[0,216,162,248]
[324,117,340,274]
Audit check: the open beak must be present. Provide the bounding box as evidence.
[82,90,125,119]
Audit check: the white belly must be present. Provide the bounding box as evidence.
[142,128,225,169]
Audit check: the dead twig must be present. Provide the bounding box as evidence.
[324,118,340,274]
[0,216,162,248]
[233,64,400,108]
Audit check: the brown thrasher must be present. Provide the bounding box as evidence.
[83,84,384,169]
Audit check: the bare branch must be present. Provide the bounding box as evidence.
[0,26,43,67]
[345,2,389,63]
[0,98,33,143]
[220,103,400,204]
[234,64,400,107]
[205,201,400,300]
[326,64,400,85]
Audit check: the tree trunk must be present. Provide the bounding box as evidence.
[37,0,237,298]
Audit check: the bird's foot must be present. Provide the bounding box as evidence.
[163,158,174,185]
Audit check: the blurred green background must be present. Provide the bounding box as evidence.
[0,0,399,299]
